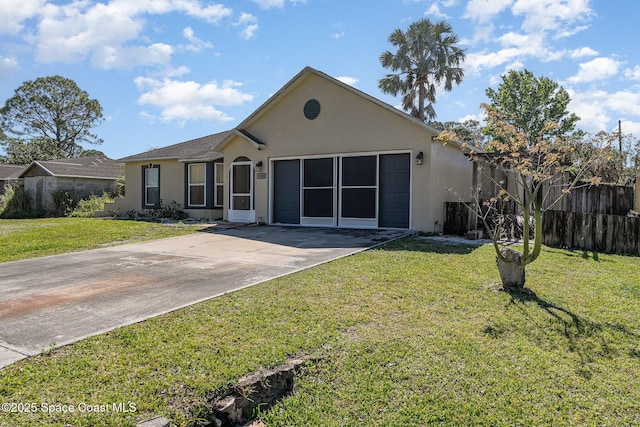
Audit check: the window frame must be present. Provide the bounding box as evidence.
[143,165,160,208]
[214,162,224,208]
[187,163,207,207]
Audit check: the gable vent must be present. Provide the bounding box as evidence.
[303,99,321,120]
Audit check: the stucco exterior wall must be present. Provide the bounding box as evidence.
[122,160,222,220]
[123,160,184,210]
[221,73,473,231]
[428,141,474,233]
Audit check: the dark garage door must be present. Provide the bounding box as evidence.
[273,159,301,224]
[379,153,410,228]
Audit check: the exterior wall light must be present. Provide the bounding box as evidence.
[255,161,263,171]
[415,152,424,165]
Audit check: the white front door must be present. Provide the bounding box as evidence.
[228,161,255,223]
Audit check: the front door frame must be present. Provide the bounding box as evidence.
[228,160,255,223]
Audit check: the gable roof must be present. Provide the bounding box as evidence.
[216,66,455,152]
[0,164,25,180]
[119,131,230,163]
[19,157,123,180]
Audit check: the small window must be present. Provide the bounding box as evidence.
[214,163,224,208]
[188,163,206,207]
[144,165,160,207]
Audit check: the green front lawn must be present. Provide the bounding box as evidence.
[0,238,638,426]
[0,218,200,263]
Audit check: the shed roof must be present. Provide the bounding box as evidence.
[19,157,123,179]
[119,131,230,163]
[0,164,25,179]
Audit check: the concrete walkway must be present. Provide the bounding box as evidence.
[0,226,411,369]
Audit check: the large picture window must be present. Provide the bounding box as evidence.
[144,165,160,207]
[188,163,206,207]
[214,163,224,208]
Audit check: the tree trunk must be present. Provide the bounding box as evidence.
[496,247,525,290]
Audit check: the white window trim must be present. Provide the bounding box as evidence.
[144,166,159,207]
[214,162,224,208]
[188,163,206,207]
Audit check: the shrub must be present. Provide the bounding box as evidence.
[51,189,77,217]
[118,199,188,221]
[154,199,188,220]
[70,193,116,218]
[0,184,34,217]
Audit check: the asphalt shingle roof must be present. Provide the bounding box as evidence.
[118,131,230,163]
[20,157,123,179]
[0,164,25,179]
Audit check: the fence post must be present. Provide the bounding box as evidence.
[636,176,640,213]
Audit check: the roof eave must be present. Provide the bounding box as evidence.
[217,128,266,152]
[50,174,122,180]
[18,161,54,178]
[178,152,224,163]
[118,155,180,163]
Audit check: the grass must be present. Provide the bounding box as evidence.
[0,238,638,426]
[0,218,201,263]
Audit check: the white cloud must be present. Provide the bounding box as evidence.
[425,3,449,19]
[134,76,254,123]
[512,0,593,33]
[0,0,45,35]
[336,76,359,86]
[464,0,512,24]
[34,0,232,67]
[568,89,612,132]
[92,43,174,69]
[624,65,640,81]
[251,0,285,9]
[250,0,306,9]
[618,120,640,137]
[568,87,640,134]
[182,27,214,53]
[0,56,19,81]
[36,1,143,63]
[109,0,232,24]
[331,23,346,40]
[567,57,622,84]
[604,90,640,117]
[236,13,259,39]
[570,46,598,59]
[466,48,522,74]
[240,24,260,40]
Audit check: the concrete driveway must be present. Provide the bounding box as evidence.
[0,225,411,368]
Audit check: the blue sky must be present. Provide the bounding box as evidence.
[1,0,638,159]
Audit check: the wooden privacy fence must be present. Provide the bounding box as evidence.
[443,202,469,235]
[444,203,640,255]
[543,182,634,215]
[542,210,639,255]
[444,201,517,236]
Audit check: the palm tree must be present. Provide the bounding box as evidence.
[379,19,465,123]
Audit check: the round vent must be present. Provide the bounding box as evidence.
[303,99,321,120]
